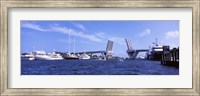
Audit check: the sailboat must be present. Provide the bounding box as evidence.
[63,32,79,60]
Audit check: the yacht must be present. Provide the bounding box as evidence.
[21,53,35,60]
[146,38,163,61]
[48,52,64,60]
[79,53,90,59]
[63,53,79,59]
[33,51,63,60]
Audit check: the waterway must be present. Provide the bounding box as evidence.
[21,59,179,75]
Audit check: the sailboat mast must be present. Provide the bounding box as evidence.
[73,38,75,54]
[68,32,71,53]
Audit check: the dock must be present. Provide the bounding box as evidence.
[161,46,179,68]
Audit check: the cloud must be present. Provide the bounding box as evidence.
[21,22,103,42]
[94,32,125,45]
[95,32,125,45]
[50,26,103,42]
[165,30,179,38]
[109,37,125,45]
[95,32,107,39]
[21,22,49,32]
[72,23,86,31]
[139,29,151,36]
[21,22,127,45]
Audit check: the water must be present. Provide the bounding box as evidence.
[21,59,179,75]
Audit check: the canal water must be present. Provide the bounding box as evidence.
[21,59,179,75]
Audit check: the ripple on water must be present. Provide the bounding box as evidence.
[21,59,179,75]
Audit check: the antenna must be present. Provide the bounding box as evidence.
[155,38,158,46]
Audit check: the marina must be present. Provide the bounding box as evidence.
[21,38,179,62]
[21,21,179,75]
[21,38,179,75]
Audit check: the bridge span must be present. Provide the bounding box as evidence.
[58,40,113,59]
[125,39,148,59]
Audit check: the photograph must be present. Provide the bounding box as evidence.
[1,0,199,95]
[21,20,179,75]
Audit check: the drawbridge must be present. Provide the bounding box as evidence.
[75,40,114,59]
[58,40,113,60]
[125,39,148,59]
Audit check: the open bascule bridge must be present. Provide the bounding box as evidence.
[74,40,114,59]
[59,39,148,60]
[125,39,149,59]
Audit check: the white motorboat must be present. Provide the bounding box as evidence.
[33,51,63,60]
[28,57,35,60]
[63,53,79,59]
[21,53,35,60]
[48,52,64,60]
[79,53,90,59]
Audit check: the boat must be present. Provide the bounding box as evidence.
[33,51,63,60]
[92,55,98,59]
[79,53,90,59]
[47,52,64,60]
[63,31,79,60]
[21,52,35,60]
[146,38,163,61]
[28,57,35,60]
[63,53,79,59]
[118,58,124,61]
[136,55,145,59]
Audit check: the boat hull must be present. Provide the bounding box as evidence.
[35,55,63,60]
[149,51,162,61]
[63,57,79,60]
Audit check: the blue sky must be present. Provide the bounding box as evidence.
[21,21,179,57]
